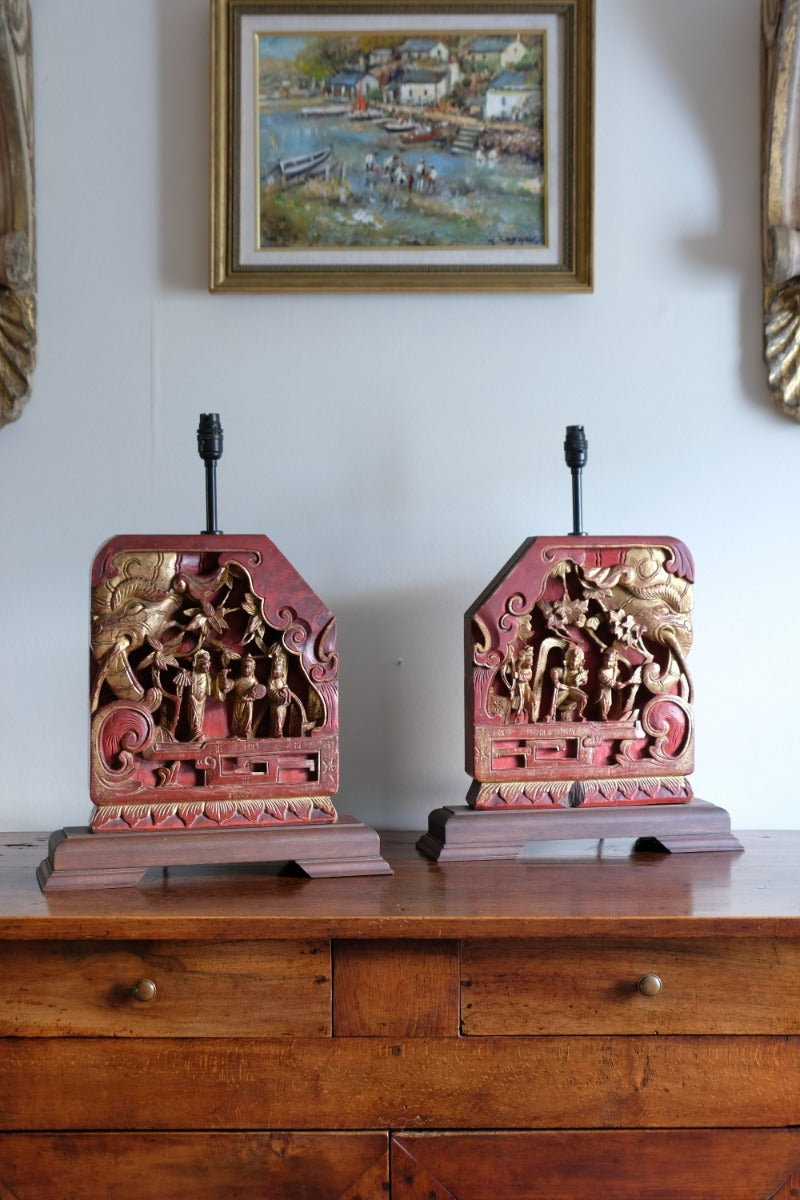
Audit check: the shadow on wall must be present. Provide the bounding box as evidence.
[157,0,212,292]
[335,582,466,831]
[623,0,773,415]
[624,0,757,274]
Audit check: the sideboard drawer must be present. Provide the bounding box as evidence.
[391,1129,800,1198]
[461,938,800,1035]
[0,940,331,1037]
[0,1132,388,1199]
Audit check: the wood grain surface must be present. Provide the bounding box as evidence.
[4,1035,800,1131]
[333,939,458,1036]
[0,1132,388,1199]
[0,939,330,1037]
[461,936,800,1035]
[3,830,800,940]
[391,1131,800,1199]
[4,829,800,1197]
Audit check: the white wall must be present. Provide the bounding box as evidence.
[1,0,794,835]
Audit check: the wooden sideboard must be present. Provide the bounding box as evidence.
[3,828,800,1197]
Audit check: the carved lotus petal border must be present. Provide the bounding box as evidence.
[472,776,693,809]
[90,795,338,832]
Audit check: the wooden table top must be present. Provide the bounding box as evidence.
[1,829,799,941]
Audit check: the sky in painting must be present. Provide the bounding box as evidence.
[258,35,306,61]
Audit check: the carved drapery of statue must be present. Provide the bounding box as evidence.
[760,0,800,418]
[89,535,339,832]
[466,536,695,809]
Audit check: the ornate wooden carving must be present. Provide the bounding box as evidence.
[89,534,340,832]
[0,0,34,428]
[465,536,695,810]
[416,531,740,861]
[39,528,392,885]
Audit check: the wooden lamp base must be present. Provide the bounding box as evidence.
[416,798,744,863]
[37,816,392,890]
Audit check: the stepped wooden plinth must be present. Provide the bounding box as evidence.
[37,816,392,890]
[416,799,744,863]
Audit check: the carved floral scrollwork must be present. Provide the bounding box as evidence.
[91,702,155,792]
[638,696,693,762]
[311,616,338,682]
[274,606,311,653]
[498,592,529,637]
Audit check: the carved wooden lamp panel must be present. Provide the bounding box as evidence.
[419,426,741,860]
[466,534,695,811]
[37,415,390,887]
[89,533,339,832]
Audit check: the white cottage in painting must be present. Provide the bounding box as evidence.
[393,67,450,106]
[398,38,450,63]
[464,35,529,71]
[327,69,380,100]
[499,35,528,69]
[484,72,539,120]
[366,48,394,68]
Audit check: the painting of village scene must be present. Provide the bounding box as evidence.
[256,29,547,252]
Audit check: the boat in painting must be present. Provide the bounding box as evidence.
[349,93,383,120]
[300,104,350,118]
[400,124,436,143]
[269,147,333,184]
[383,119,417,133]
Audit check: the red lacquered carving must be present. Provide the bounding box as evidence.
[465,536,695,810]
[89,535,339,832]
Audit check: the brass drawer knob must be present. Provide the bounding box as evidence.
[637,973,662,997]
[131,978,157,1003]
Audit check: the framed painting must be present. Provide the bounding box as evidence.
[210,0,593,292]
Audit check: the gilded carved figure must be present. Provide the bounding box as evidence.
[265,644,293,737]
[548,643,588,722]
[501,644,535,723]
[228,654,266,739]
[186,649,213,741]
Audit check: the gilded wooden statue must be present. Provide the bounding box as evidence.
[762,0,800,417]
[0,0,34,428]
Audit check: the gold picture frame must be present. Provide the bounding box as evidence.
[210,0,593,292]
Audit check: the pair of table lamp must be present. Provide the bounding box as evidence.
[37,419,739,890]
